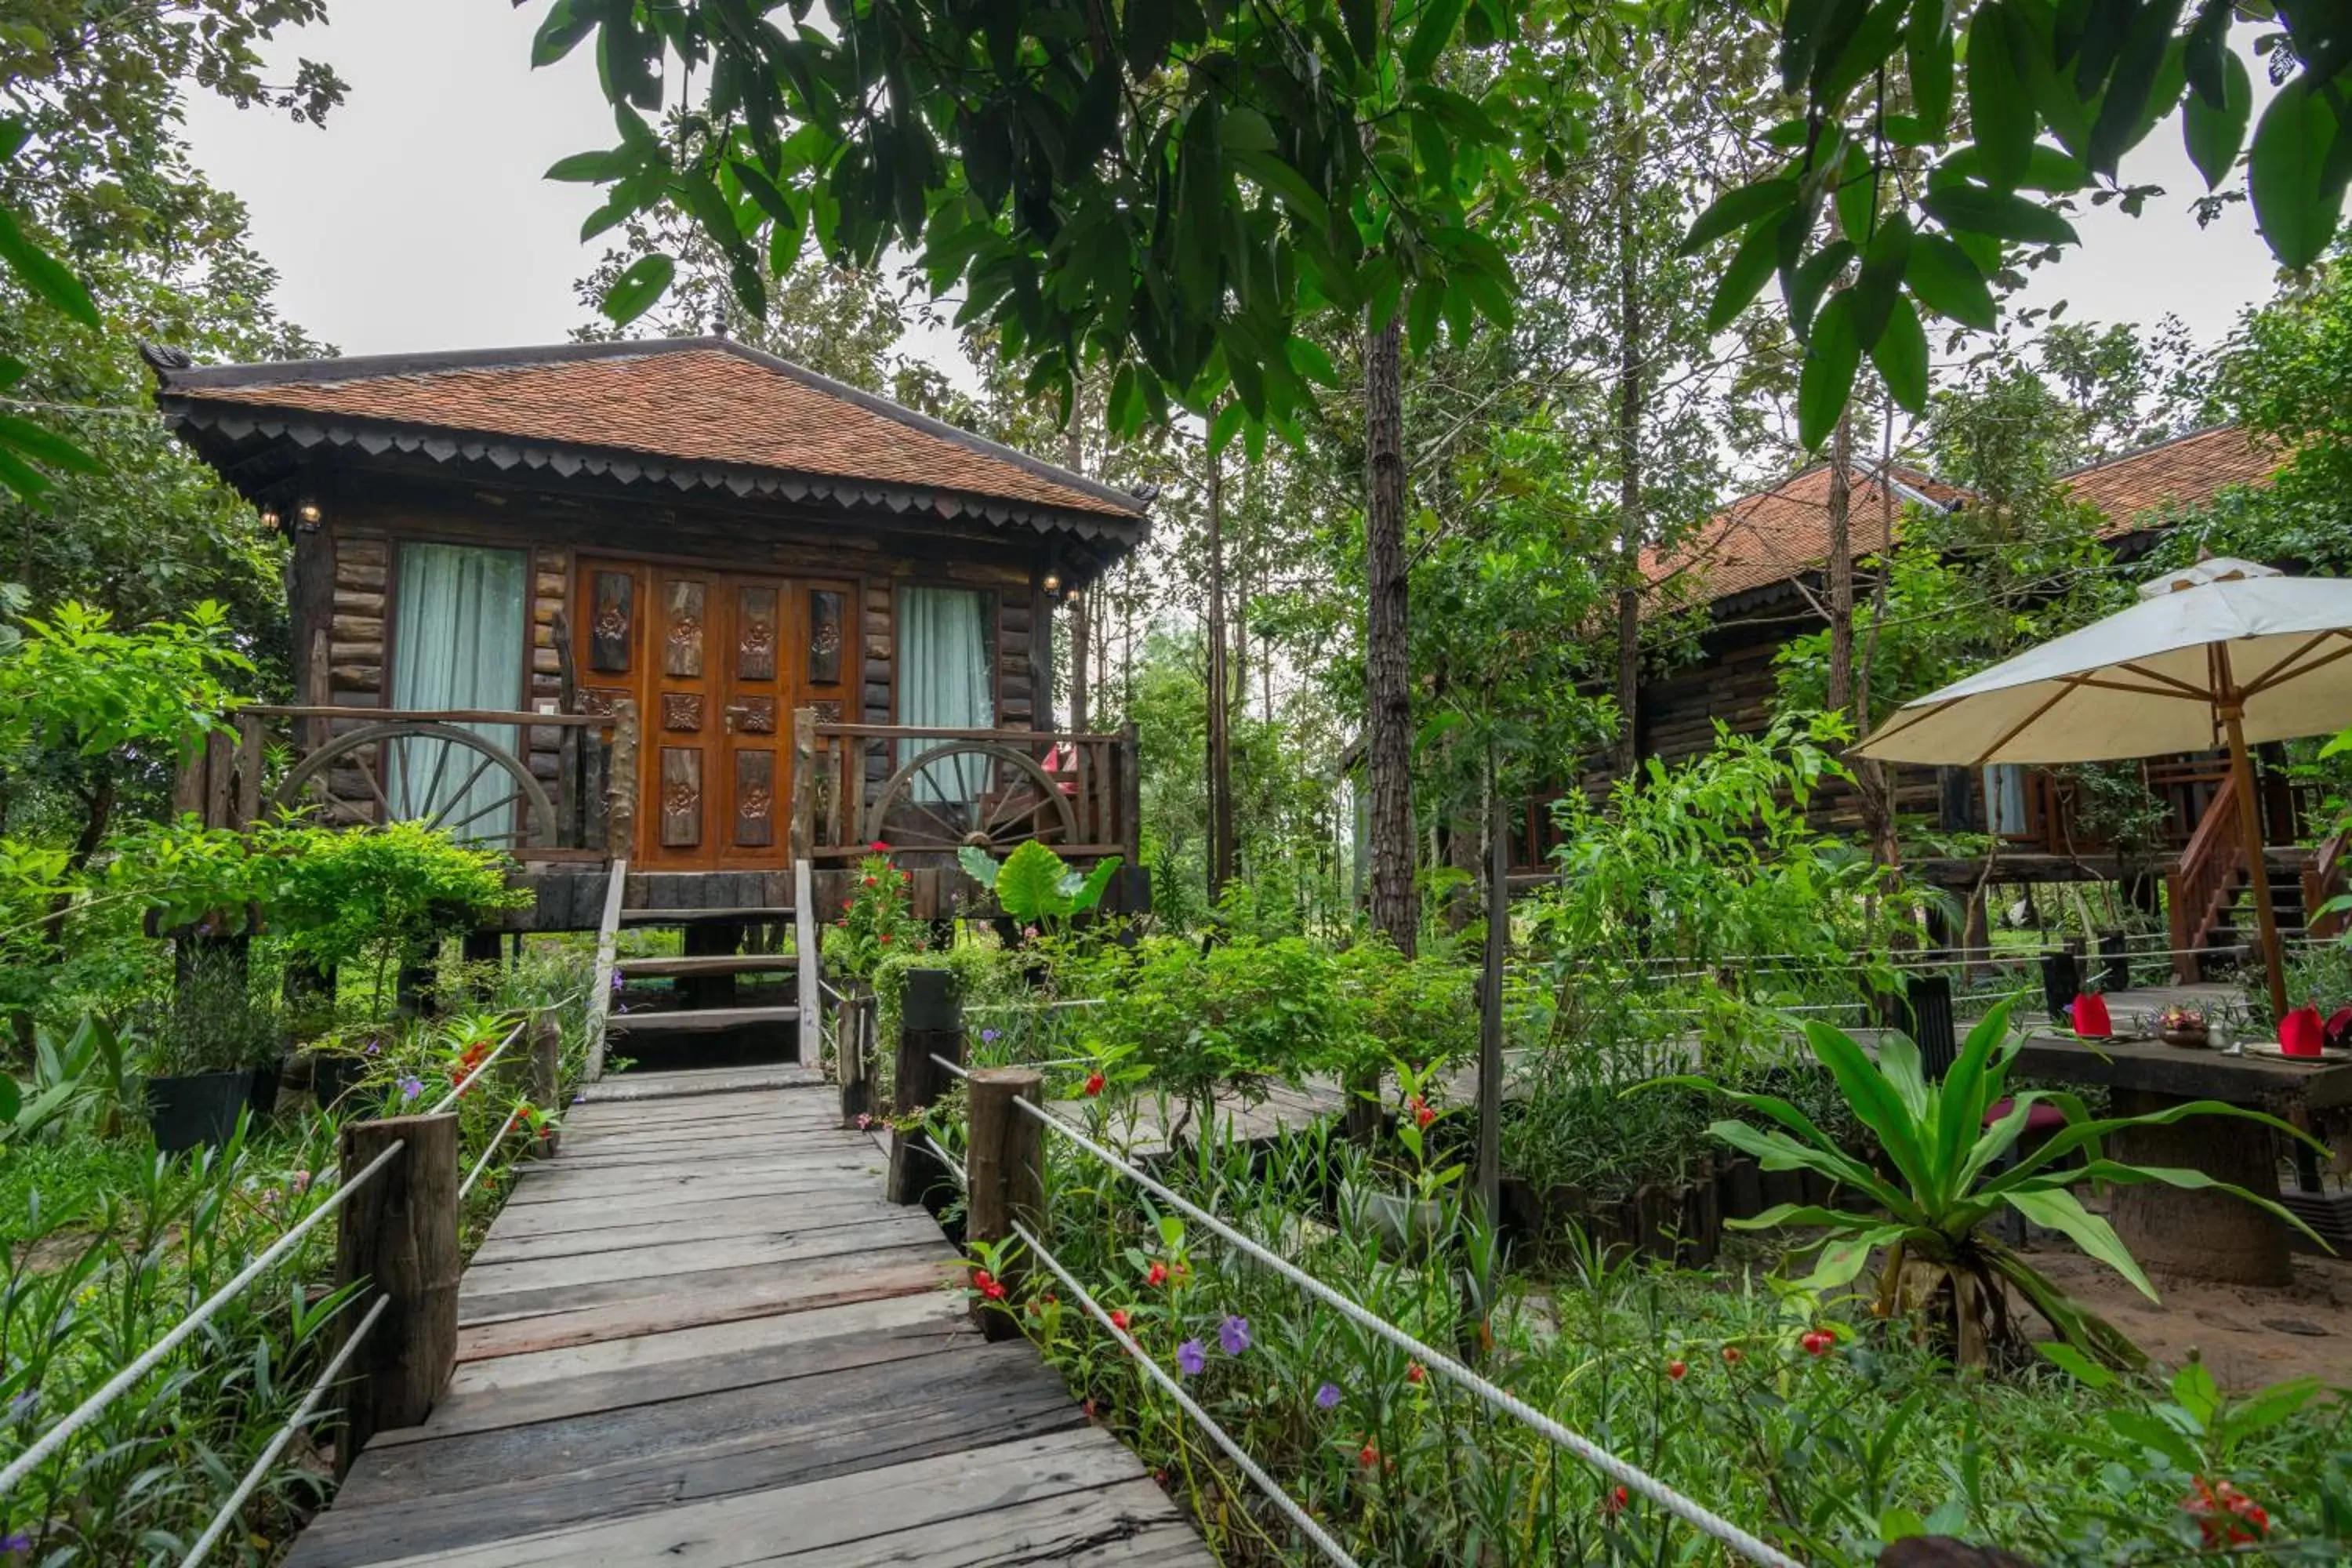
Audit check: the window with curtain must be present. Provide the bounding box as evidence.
[1983,763,2030,838]
[898,586,992,804]
[390,543,528,840]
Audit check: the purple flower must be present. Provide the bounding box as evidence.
[363,1040,380,1055]
[397,1076,424,1102]
[612,969,626,993]
[1,1531,29,1555]
[1176,1338,1207,1377]
[1218,1315,1250,1356]
[981,1028,1000,1044]
[1315,1381,1341,1410]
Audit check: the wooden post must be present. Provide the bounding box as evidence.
[332,1112,459,1471]
[232,713,264,829]
[607,699,638,851]
[886,967,963,1205]
[965,1067,1044,1341]
[789,706,817,862]
[795,858,820,1065]
[530,1009,562,1157]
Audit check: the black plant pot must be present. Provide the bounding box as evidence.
[248,1056,285,1120]
[149,1070,256,1156]
[312,1055,369,1110]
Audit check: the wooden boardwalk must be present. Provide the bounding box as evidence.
[288,1067,1217,1566]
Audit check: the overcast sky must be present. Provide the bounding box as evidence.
[185,0,2282,372]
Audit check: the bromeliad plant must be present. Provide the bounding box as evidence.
[1661,1000,2327,1370]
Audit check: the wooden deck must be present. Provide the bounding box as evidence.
[287,1071,1216,1566]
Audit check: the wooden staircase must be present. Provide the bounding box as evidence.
[2167,773,2343,982]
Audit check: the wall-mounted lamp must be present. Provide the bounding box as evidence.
[295,500,323,533]
[257,506,281,532]
[1041,568,1063,596]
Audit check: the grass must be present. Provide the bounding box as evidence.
[0,1137,154,1247]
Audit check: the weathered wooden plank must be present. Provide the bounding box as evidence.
[452,1251,951,1362]
[608,1003,800,1036]
[614,953,797,978]
[457,1213,944,1307]
[499,1157,881,1207]
[469,1194,886,1267]
[354,1432,1191,1568]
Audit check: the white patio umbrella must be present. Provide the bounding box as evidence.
[1855,558,2352,1021]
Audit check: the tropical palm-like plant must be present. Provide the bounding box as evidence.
[1661,1000,2326,1369]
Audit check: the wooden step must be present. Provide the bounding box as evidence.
[616,953,797,979]
[620,906,796,926]
[608,1004,801,1036]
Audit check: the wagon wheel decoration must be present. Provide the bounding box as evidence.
[273,721,558,848]
[866,741,1077,853]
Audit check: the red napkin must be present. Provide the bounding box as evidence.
[2325,1007,2352,1051]
[2281,1004,2325,1058]
[2071,992,2112,1039]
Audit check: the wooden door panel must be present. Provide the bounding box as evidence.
[662,580,707,677]
[733,751,776,848]
[659,747,703,848]
[737,586,779,681]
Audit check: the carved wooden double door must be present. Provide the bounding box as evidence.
[575,559,853,870]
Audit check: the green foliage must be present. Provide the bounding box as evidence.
[531,0,1538,437]
[1704,2,2347,446]
[825,849,928,982]
[0,599,248,767]
[1085,933,1346,1124]
[252,819,528,981]
[958,840,1122,928]
[1664,1000,2328,1370]
[141,942,281,1077]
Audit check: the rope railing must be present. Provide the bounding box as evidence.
[1013,1216,1365,1568]
[1005,1094,1806,1568]
[0,1138,407,1497]
[176,1296,390,1568]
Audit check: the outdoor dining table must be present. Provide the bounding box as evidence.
[2010,1026,2350,1285]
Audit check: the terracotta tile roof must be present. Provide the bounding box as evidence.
[156,339,1142,522]
[2056,424,2275,534]
[1646,426,2275,612]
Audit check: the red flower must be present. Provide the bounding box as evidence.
[869,840,891,853]
[1410,1095,1436,1130]
[1083,1397,1098,1420]
[2183,1479,2270,1547]
[878,933,892,944]
[1603,1486,1628,1517]
[1083,1073,1106,1097]
[973,1269,1006,1301]
[862,876,877,887]
[1666,1359,1687,1381]
[1721,1346,1744,1365]
[1357,1443,1380,1468]
[1800,1330,1834,1356]
[1145,1261,1168,1287]
[1406,1363,1425,1385]
[1109,1309,1131,1331]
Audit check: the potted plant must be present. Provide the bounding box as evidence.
[144,947,282,1156]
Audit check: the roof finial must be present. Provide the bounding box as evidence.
[710,314,730,341]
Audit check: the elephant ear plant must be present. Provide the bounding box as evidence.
[1657,1000,2327,1370]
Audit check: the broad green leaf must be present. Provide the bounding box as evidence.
[0,445,51,499]
[1907,0,1954,140]
[1850,209,1911,347]
[1070,855,1123,915]
[1679,178,1799,256]
[1991,1249,2148,1370]
[600,252,676,326]
[1920,182,2079,246]
[1788,1230,1900,1293]
[1403,0,1465,81]
[1905,233,1997,328]
[0,205,100,328]
[2005,1187,2158,1300]
[955,845,1000,889]
[1784,238,1853,343]
[1231,150,1330,230]
[2033,1340,2118,1390]
[546,148,629,183]
[2089,4,2188,180]
[1936,999,2014,1184]
[1967,3,2035,191]
[0,1075,19,1127]
[2249,78,2347,270]
[532,0,596,67]
[2171,1356,2221,1425]
[0,416,100,476]
[1706,220,1780,332]
[2226,1377,2323,1438]
[1802,1014,1935,1194]
[1220,106,1277,154]
[1987,1098,2325,1196]
[731,159,800,228]
[1797,292,1861,451]
[993,839,1071,922]
[2106,1410,2201,1471]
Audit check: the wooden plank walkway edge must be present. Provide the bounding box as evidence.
[288,1073,1217,1567]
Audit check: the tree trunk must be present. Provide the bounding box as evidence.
[1363,314,1416,956]
[1612,103,1646,782]
[1205,439,1235,898]
[1824,415,1856,719]
[1064,417,1091,732]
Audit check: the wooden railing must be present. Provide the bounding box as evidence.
[176,702,632,858]
[2303,826,2350,943]
[2166,769,2245,982]
[788,713,1139,865]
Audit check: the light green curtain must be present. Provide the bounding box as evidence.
[898,586,992,804]
[390,543,528,840]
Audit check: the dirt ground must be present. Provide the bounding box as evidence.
[2024,1244,2352,1388]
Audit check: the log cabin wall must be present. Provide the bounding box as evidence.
[288,462,1056,831]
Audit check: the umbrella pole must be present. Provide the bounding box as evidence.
[2215,645,2288,1022]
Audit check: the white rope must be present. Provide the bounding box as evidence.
[459,1114,523,1201]
[430,1017,528,1115]
[1014,1098,1804,1568]
[0,1140,406,1497]
[930,1053,971,1081]
[966,996,1106,1014]
[1011,1218,1363,1568]
[925,1134,967,1189]
[176,1296,390,1568]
